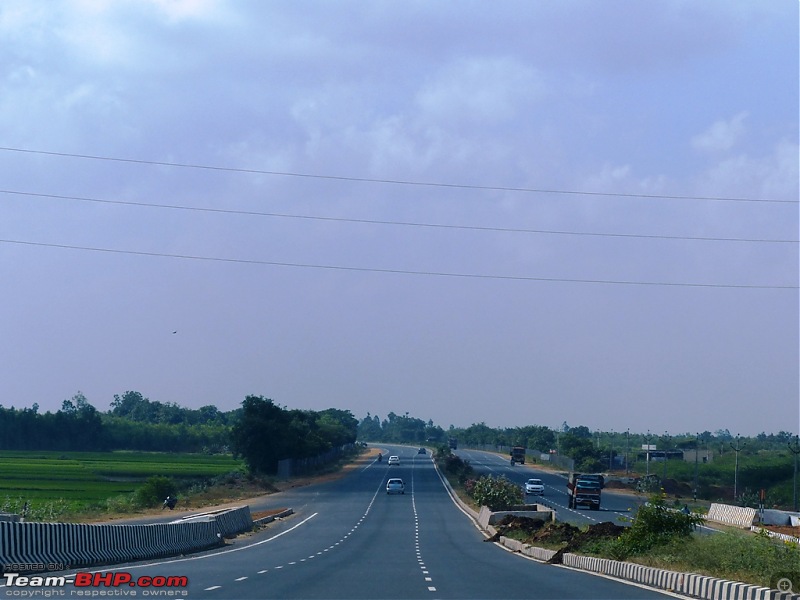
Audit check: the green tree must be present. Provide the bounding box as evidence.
[230,396,292,474]
[357,413,382,441]
[559,432,603,471]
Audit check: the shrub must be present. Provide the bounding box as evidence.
[134,476,176,508]
[470,475,523,511]
[439,452,474,485]
[609,494,704,560]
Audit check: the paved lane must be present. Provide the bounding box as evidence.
[456,447,647,527]
[20,447,678,599]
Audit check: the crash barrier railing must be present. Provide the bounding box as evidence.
[0,506,253,571]
[560,552,797,600]
[170,505,252,538]
[750,525,800,545]
[706,503,757,528]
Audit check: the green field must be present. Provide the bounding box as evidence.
[0,450,244,510]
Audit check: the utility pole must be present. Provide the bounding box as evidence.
[662,431,669,483]
[730,434,746,503]
[625,429,630,476]
[556,431,560,456]
[646,429,651,476]
[789,435,800,512]
[693,432,699,502]
[609,429,614,470]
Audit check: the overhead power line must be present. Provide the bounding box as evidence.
[0,238,795,290]
[0,146,795,204]
[2,189,796,244]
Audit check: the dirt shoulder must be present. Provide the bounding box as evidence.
[85,448,380,524]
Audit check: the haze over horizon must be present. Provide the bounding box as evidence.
[0,1,797,438]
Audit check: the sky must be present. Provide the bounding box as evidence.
[0,1,797,437]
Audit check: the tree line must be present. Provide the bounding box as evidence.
[0,392,359,475]
[0,391,233,452]
[2,391,795,502]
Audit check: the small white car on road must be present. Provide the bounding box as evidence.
[388,455,400,465]
[386,478,405,494]
[525,478,545,495]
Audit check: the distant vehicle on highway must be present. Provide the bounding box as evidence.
[510,446,526,465]
[524,478,545,495]
[388,455,400,465]
[386,478,405,494]
[567,473,602,510]
[418,447,426,454]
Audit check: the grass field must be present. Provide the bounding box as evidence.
[0,450,245,515]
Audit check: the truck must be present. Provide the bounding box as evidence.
[567,473,601,510]
[448,437,458,450]
[510,446,526,465]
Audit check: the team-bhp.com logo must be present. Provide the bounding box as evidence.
[3,571,188,597]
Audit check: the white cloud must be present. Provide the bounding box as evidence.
[146,0,220,22]
[691,111,749,153]
[415,57,545,125]
[696,139,800,200]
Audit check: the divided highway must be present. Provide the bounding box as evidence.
[18,447,677,599]
[454,447,647,527]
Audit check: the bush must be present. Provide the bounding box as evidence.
[609,494,704,560]
[439,452,474,485]
[134,476,176,508]
[470,475,523,511]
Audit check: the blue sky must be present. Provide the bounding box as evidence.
[0,1,797,436]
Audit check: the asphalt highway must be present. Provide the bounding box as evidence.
[22,445,681,599]
[453,447,647,527]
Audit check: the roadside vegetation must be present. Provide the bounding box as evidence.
[360,415,798,510]
[433,445,799,589]
[434,445,523,511]
[0,391,360,521]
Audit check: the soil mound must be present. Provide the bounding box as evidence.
[546,521,626,564]
[486,515,548,542]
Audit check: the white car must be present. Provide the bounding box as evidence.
[525,478,545,495]
[386,478,405,494]
[388,455,400,465]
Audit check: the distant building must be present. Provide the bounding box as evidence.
[637,449,684,462]
[682,449,713,463]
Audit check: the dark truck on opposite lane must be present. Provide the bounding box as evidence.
[567,473,602,510]
[510,446,526,465]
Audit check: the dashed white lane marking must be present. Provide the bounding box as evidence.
[212,454,435,593]
[411,464,439,594]
[204,586,221,591]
